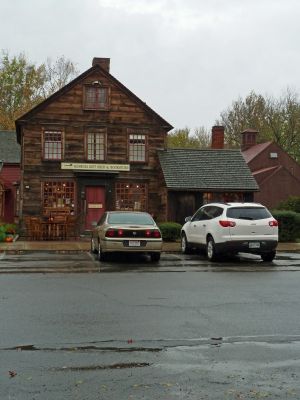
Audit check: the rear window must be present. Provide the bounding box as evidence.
[107,213,154,225]
[226,207,271,220]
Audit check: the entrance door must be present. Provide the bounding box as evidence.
[85,186,106,230]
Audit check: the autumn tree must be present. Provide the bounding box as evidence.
[167,126,211,148]
[0,51,78,130]
[217,89,300,160]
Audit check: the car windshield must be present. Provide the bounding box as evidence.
[107,213,155,225]
[226,207,272,220]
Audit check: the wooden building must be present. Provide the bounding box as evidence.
[15,57,173,238]
[0,131,21,223]
[158,127,259,224]
[241,129,300,209]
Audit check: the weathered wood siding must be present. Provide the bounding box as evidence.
[19,62,171,229]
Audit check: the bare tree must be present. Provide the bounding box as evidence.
[167,126,211,149]
[217,89,300,160]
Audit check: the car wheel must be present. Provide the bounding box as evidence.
[261,251,276,262]
[90,236,97,254]
[181,233,191,254]
[97,241,107,262]
[206,236,218,261]
[150,252,161,262]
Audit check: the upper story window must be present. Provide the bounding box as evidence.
[83,84,109,110]
[129,133,147,163]
[43,131,63,160]
[86,130,106,161]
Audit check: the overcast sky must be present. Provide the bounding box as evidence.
[1,0,300,131]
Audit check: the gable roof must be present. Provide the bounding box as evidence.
[158,148,258,191]
[15,61,173,142]
[242,141,272,163]
[0,131,20,163]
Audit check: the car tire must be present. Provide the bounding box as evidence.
[181,233,191,254]
[91,236,98,254]
[150,252,161,262]
[97,241,107,262]
[261,251,276,262]
[206,236,218,261]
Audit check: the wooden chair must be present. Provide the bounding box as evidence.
[25,217,42,240]
[52,215,67,240]
[66,215,78,239]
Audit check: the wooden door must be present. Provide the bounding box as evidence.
[85,186,106,230]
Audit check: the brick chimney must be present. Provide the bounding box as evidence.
[241,128,258,151]
[211,126,225,149]
[92,57,110,72]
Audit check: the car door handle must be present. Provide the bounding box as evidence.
[202,224,206,227]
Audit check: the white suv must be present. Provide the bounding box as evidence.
[181,202,278,262]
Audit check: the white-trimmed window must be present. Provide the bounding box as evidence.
[86,131,106,161]
[129,134,146,162]
[43,131,63,160]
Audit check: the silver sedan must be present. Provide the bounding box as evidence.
[91,211,162,262]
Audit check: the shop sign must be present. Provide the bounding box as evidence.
[61,162,130,172]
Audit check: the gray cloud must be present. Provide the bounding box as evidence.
[1,0,299,130]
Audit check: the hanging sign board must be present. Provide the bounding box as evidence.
[61,162,130,172]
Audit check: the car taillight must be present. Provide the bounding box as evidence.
[219,220,236,227]
[152,229,161,238]
[269,219,278,227]
[145,229,161,238]
[106,229,115,237]
[105,229,124,237]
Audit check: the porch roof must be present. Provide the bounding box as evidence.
[158,148,258,191]
[0,131,20,163]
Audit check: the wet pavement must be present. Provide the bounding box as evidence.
[1,249,300,273]
[1,271,300,399]
[1,240,300,398]
[1,238,300,253]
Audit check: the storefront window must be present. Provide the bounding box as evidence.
[42,181,75,215]
[115,183,147,211]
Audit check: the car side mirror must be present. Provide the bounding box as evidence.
[184,216,192,223]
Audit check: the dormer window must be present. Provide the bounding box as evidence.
[83,84,109,110]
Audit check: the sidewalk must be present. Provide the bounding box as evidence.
[0,239,299,253]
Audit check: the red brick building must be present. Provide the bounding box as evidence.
[241,129,300,209]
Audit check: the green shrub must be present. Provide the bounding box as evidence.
[158,222,182,242]
[277,196,300,213]
[0,223,18,241]
[272,210,300,242]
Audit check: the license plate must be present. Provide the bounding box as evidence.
[128,241,141,247]
[249,242,260,249]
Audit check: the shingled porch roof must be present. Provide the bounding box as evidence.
[158,148,258,191]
